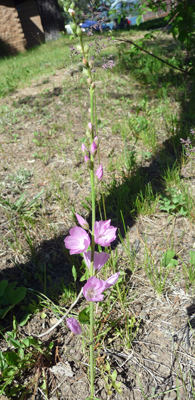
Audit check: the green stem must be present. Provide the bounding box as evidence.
[89,301,94,398]
[89,81,95,400]
[79,29,96,399]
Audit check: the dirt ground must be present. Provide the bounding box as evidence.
[0,64,195,400]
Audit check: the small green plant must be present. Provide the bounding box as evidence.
[0,280,26,319]
[159,187,188,216]
[144,249,178,296]
[32,131,46,147]
[100,360,122,396]
[0,188,44,219]
[9,168,33,186]
[0,318,53,397]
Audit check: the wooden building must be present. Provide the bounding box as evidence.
[0,0,44,54]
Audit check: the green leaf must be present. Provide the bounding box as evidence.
[6,337,20,349]
[4,286,26,305]
[19,312,32,326]
[79,307,90,325]
[80,268,89,282]
[72,265,77,282]
[162,250,176,267]
[0,305,12,319]
[111,369,117,382]
[0,351,8,371]
[4,351,20,366]
[22,338,30,347]
[136,14,142,26]
[0,280,8,296]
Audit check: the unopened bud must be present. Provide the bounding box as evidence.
[91,141,97,155]
[76,26,82,37]
[91,82,96,89]
[70,22,77,33]
[88,122,92,131]
[95,164,103,181]
[84,44,90,54]
[94,136,99,146]
[85,155,92,168]
[82,142,89,156]
[86,129,91,138]
[83,58,88,67]
[68,8,75,16]
[87,78,92,85]
[89,60,93,68]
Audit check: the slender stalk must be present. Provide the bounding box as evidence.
[89,301,94,398]
[72,20,96,399]
[89,79,95,400]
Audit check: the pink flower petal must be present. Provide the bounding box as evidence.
[83,251,110,271]
[64,226,90,255]
[66,317,82,335]
[82,143,89,154]
[83,276,107,301]
[88,122,92,131]
[91,142,97,154]
[75,213,89,230]
[105,272,120,289]
[94,220,117,247]
[95,164,103,180]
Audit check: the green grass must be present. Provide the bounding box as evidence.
[0,36,72,97]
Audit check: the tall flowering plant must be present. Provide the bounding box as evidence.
[62,2,120,398]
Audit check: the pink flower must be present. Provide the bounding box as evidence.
[95,164,103,180]
[83,251,110,271]
[82,143,90,157]
[105,272,120,289]
[94,220,117,247]
[66,317,82,335]
[84,154,91,164]
[88,122,92,131]
[91,141,97,154]
[94,136,99,146]
[83,272,120,302]
[75,213,89,230]
[83,276,107,301]
[64,226,90,255]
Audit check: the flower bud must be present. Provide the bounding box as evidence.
[91,82,95,89]
[95,164,103,181]
[85,129,91,138]
[68,8,75,16]
[76,26,82,37]
[85,155,92,168]
[91,141,97,155]
[75,213,89,230]
[70,22,77,33]
[84,44,90,54]
[88,122,92,131]
[94,136,99,147]
[83,58,88,67]
[87,78,92,85]
[82,142,89,156]
[67,317,82,335]
[89,60,93,68]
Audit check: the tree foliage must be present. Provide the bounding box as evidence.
[140,0,195,55]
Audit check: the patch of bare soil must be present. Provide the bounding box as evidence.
[0,66,195,399]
